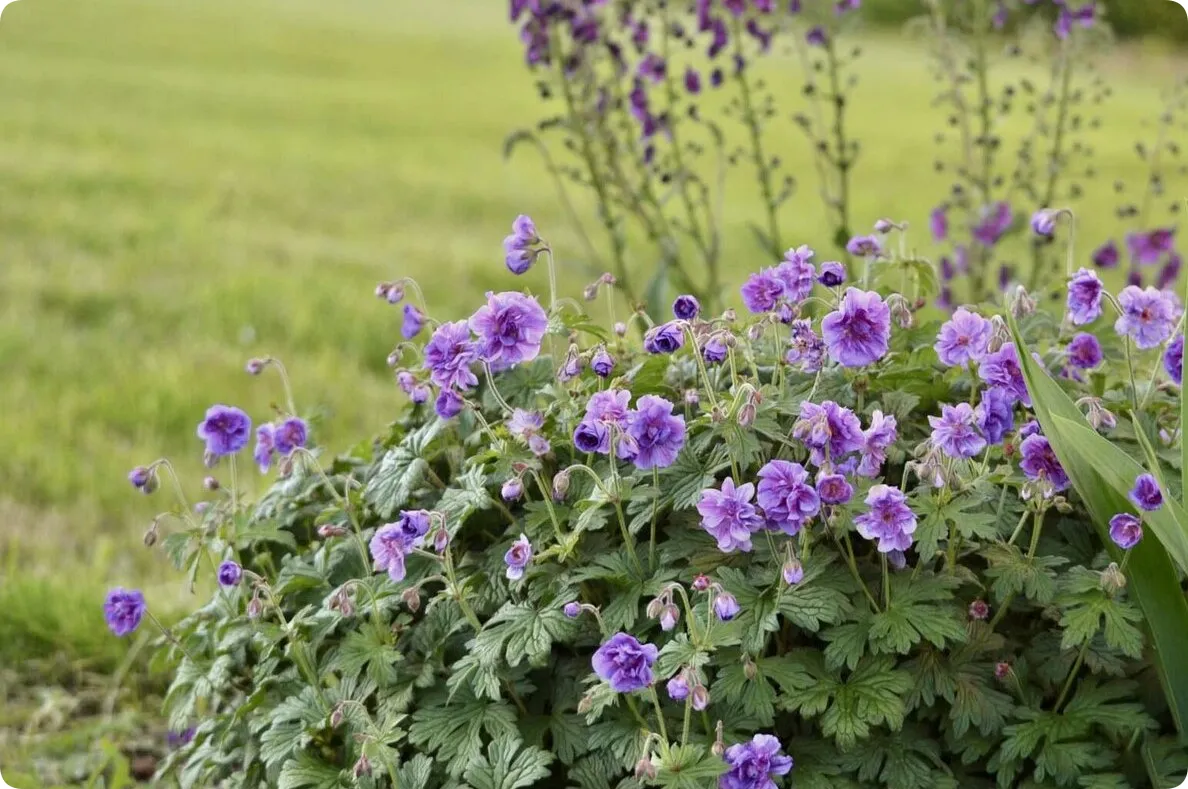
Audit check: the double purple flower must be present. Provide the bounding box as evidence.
[698,477,764,552]
[720,734,793,789]
[197,405,252,458]
[934,308,990,367]
[821,288,891,368]
[469,291,549,371]
[592,632,657,693]
[854,485,917,553]
[369,510,432,583]
[756,460,819,534]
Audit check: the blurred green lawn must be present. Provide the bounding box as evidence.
[0,0,1184,643]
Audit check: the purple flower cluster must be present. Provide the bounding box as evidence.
[979,342,1030,406]
[470,291,549,371]
[720,734,793,789]
[854,485,917,553]
[592,632,657,693]
[792,400,863,467]
[972,201,1013,247]
[369,510,432,583]
[254,417,309,472]
[740,247,817,314]
[756,460,820,535]
[504,215,541,275]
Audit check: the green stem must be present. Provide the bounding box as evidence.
[648,687,671,752]
[529,470,566,544]
[839,532,880,612]
[681,696,693,747]
[615,500,645,577]
[1054,641,1090,712]
[649,467,660,572]
[882,554,891,609]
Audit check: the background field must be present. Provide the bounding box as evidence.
[0,0,1185,783]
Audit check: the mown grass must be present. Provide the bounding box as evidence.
[0,0,1184,779]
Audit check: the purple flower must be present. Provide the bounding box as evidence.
[816,473,853,505]
[103,588,146,637]
[1126,228,1175,266]
[1115,286,1178,350]
[508,408,544,440]
[1055,1,1095,38]
[667,673,690,701]
[273,417,308,455]
[854,485,917,553]
[969,600,990,620]
[1129,473,1163,512]
[166,728,196,749]
[574,420,611,454]
[504,215,540,274]
[1066,268,1104,325]
[821,288,891,367]
[698,477,765,552]
[1019,435,1069,492]
[720,734,793,789]
[1019,420,1041,441]
[501,478,523,502]
[714,591,740,621]
[979,342,1030,406]
[197,405,252,458]
[685,66,702,93]
[673,295,701,321]
[756,460,820,534]
[741,268,786,314]
[782,558,805,585]
[1066,333,1103,369]
[1093,239,1120,269]
[423,321,480,391]
[591,346,615,378]
[1031,209,1057,237]
[934,308,991,366]
[217,560,242,587]
[586,389,631,426]
[563,601,582,618]
[624,395,686,469]
[704,335,729,364]
[929,403,987,459]
[805,25,827,46]
[1158,253,1182,290]
[645,322,685,354]
[1109,513,1143,550]
[858,410,897,477]
[470,291,549,371]
[592,633,658,693]
[776,247,816,301]
[792,401,863,466]
[975,387,1014,446]
[504,533,533,580]
[1165,335,1184,384]
[369,512,430,583]
[128,466,153,491]
[785,320,824,372]
[930,206,949,242]
[402,304,426,340]
[973,202,1013,246]
[435,389,464,419]
[253,424,275,472]
[845,235,882,257]
[818,261,846,287]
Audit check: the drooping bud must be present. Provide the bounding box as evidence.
[994,662,1012,681]
[646,596,665,620]
[614,321,628,337]
[874,218,894,234]
[203,476,219,491]
[557,344,582,382]
[691,574,710,592]
[143,521,159,548]
[385,284,405,304]
[583,282,600,301]
[245,358,265,375]
[711,721,725,757]
[659,603,680,631]
[737,402,757,427]
[782,558,804,586]
[401,587,422,613]
[691,684,710,711]
[743,657,758,680]
[563,601,582,618]
[247,595,264,620]
[353,755,372,779]
[987,315,1010,353]
[634,757,657,780]
[886,293,913,329]
[552,470,571,501]
[1100,562,1127,594]
[318,523,349,539]
[501,477,524,502]
[330,703,345,728]
[433,528,450,553]
[1010,285,1036,318]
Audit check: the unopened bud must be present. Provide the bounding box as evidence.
[886,293,913,329]
[747,323,765,342]
[1054,497,1073,514]
[387,350,402,367]
[659,604,680,632]
[1010,285,1036,318]
[577,693,594,714]
[247,595,264,620]
[737,402,757,427]
[583,283,600,301]
[710,405,728,424]
[691,684,709,711]
[599,273,617,286]
[386,284,405,304]
[782,558,804,585]
[143,522,159,548]
[874,218,894,234]
[558,345,582,382]
[721,308,737,323]
[634,757,657,780]
[330,703,345,728]
[711,720,725,756]
[613,321,628,337]
[646,596,664,619]
[987,315,1010,353]
[203,476,219,491]
[245,358,265,375]
[1085,399,1116,431]
[375,282,390,299]
[552,470,571,501]
[433,528,450,553]
[401,587,422,613]
[691,574,710,592]
[501,477,524,502]
[203,450,217,469]
[318,523,348,539]
[1100,562,1127,594]
[353,755,372,778]
[743,658,757,680]
[194,501,210,515]
[994,662,1011,681]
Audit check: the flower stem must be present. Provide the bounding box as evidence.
[649,467,660,572]
[1053,641,1090,712]
[529,470,566,544]
[647,687,671,751]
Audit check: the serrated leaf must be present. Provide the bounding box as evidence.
[655,744,728,789]
[364,446,428,518]
[463,736,554,789]
[277,752,343,789]
[474,602,575,668]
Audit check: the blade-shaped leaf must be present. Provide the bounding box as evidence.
[1009,314,1188,738]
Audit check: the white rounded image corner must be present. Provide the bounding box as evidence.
[0,0,21,19]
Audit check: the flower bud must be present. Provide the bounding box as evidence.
[886,293,913,329]
[1085,399,1116,431]
[386,284,405,304]
[143,522,159,548]
[782,558,804,586]
[194,501,210,515]
[646,596,664,619]
[721,308,736,323]
[1054,497,1073,514]
[375,282,390,299]
[433,528,450,553]
[247,595,264,620]
[1010,285,1036,318]
[659,604,680,632]
[557,345,582,382]
[583,283,600,301]
[563,601,582,618]
[245,358,265,375]
[203,475,219,491]
[634,757,657,780]
[386,350,402,367]
[710,405,727,424]
[684,388,700,406]
[353,755,372,779]
[691,574,710,592]
[743,657,757,680]
[747,323,765,342]
[987,315,1010,352]
[599,273,617,286]
[968,600,990,620]
[577,693,594,714]
[330,703,345,728]
[691,684,710,711]
[401,587,422,613]
[501,478,524,502]
[614,321,628,337]
[874,218,894,233]
[552,470,571,501]
[738,402,757,427]
[1100,562,1127,594]
[711,721,725,756]
[994,662,1011,681]
[318,523,348,539]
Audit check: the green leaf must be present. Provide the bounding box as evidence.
[326,628,402,686]
[437,465,495,524]
[409,696,519,777]
[277,752,343,789]
[395,754,434,789]
[819,656,912,749]
[463,737,553,789]
[474,602,576,668]
[1010,313,1188,736]
[655,744,728,789]
[364,446,428,518]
